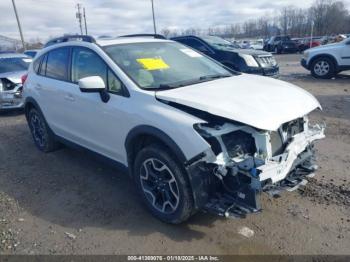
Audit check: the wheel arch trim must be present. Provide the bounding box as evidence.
[309,54,339,69]
[125,125,187,167]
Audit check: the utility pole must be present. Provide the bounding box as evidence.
[76,3,83,35]
[83,8,88,35]
[310,21,314,49]
[151,0,157,34]
[11,0,26,50]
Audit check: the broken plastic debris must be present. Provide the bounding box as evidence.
[238,226,255,238]
[64,232,77,240]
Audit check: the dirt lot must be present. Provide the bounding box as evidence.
[0,54,349,255]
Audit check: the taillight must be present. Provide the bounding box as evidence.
[21,74,28,85]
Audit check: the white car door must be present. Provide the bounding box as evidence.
[60,47,129,163]
[34,47,74,136]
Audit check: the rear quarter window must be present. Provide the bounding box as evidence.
[45,47,70,81]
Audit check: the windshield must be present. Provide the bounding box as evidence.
[201,36,240,49]
[103,42,233,90]
[0,57,32,74]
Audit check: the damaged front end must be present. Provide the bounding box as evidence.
[186,116,325,218]
[0,78,24,110]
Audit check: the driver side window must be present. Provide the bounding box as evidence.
[71,47,124,95]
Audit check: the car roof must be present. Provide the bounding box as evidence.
[24,49,40,52]
[0,53,29,59]
[171,35,200,40]
[96,37,172,47]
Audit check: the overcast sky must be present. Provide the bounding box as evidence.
[1,0,350,42]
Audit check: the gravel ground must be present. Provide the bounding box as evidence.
[0,54,349,255]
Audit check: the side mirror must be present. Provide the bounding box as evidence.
[79,76,106,92]
[78,76,110,103]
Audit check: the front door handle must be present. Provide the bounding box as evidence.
[64,94,75,102]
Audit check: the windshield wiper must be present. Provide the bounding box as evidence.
[199,74,231,81]
[155,75,231,91]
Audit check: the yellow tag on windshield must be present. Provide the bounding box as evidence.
[137,58,169,71]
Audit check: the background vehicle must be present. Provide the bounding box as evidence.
[0,53,31,110]
[301,37,350,78]
[297,37,321,52]
[250,39,264,50]
[264,35,298,54]
[172,35,279,76]
[24,49,40,58]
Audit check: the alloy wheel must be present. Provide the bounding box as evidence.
[30,112,46,148]
[140,158,180,214]
[314,60,330,76]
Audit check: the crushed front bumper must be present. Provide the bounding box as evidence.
[191,123,325,218]
[258,123,325,183]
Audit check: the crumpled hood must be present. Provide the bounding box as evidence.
[156,74,321,131]
[0,70,26,84]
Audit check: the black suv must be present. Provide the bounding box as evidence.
[264,36,298,54]
[171,35,279,76]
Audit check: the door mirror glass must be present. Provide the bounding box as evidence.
[78,76,106,92]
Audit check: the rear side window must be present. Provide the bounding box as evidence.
[33,57,41,73]
[71,47,107,84]
[39,54,48,75]
[46,47,69,81]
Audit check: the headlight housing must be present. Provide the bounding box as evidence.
[239,54,259,67]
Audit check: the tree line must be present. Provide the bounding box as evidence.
[161,0,350,39]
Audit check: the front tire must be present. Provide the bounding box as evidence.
[311,57,336,79]
[28,108,60,152]
[133,144,194,224]
[274,46,281,54]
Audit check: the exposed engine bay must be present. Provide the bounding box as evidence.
[187,115,325,218]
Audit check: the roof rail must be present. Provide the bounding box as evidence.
[119,34,166,40]
[44,35,96,48]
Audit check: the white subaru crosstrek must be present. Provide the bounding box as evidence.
[23,35,325,224]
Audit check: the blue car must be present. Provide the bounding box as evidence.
[171,35,279,76]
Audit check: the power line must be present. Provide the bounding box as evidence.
[11,0,26,50]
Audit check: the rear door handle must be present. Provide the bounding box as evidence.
[64,94,75,102]
[35,84,42,90]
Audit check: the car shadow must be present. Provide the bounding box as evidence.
[0,108,24,117]
[0,122,223,242]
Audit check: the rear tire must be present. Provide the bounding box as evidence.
[311,57,336,79]
[27,108,60,152]
[133,144,194,224]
